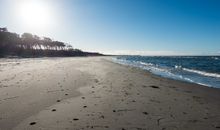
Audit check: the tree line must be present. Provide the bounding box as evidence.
[0,27,103,57]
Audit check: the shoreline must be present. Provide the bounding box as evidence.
[0,57,220,130]
[112,56,220,89]
[112,58,218,88]
[108,58,220,100]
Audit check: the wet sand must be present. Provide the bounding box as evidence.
[0,57,220,130]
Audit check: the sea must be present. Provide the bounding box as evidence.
[113,56,220,88]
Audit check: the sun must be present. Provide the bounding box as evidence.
[18,1,52,29]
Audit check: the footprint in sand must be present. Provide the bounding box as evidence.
[188,119,199,123]
[192,96,201,99]
[184,90,192,93]
[94,79,99,83]
[142,85,147,88]
[203,117,208,119]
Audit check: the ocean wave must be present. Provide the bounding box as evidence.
[139,61,154,66]
[197,82,211,87]
[183,77,194,82]
[211,57,219,60]
[137,61,170,73]
[183,68,220,78]
[116,59,170,73]
[175,65,182,69]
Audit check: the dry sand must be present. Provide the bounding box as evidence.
[0,57,220,130]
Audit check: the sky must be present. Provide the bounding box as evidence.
[0,0,220,55]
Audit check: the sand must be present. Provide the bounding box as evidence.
[0,57,220,130]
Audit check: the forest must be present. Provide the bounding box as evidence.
[0,27,103,57]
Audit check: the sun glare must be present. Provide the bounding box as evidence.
[18,1,52,29]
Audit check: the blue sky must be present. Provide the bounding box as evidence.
[0,0,219,55]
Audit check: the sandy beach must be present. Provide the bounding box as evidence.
[0,57,220,130]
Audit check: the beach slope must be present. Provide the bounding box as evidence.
[0,57,220,130]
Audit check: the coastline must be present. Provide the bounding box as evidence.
[113,56,220,88]
[0,57,220,130]
[112,56,218,86]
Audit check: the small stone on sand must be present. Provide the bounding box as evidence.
[29,122,36,125]
[143,112,148,115]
